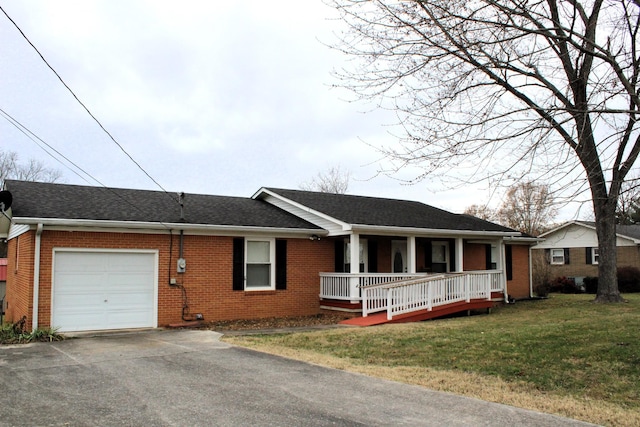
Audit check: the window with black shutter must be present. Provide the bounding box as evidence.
[275,239,287,290]
[232,237,244,291]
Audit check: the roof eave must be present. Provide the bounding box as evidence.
[348,224,522,238]
[539,220,640,244]
[253,187,352,231]
[10,217,325,236]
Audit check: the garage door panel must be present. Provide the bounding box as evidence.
[54,273,107,292]
[54,292,106,308]
[106,310,154,329]
[109,273,153,287]
[56,253,107,272]
[53,251,156,332]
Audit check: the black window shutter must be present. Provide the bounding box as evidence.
[232,237,244,291]
[448,239,455,271]
[276,239,287,290]
[425,240,432,271]
[564,248,570,264]
[586,247,592,265]
[485,244,492,270]
[334,240,344,272]
[368,240,378,273]
[544,248,550,264]
[505,245,513,281]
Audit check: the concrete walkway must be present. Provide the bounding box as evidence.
[0,329,597,426]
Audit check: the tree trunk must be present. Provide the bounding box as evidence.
[594,198,624,303]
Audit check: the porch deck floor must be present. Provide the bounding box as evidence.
[339,299,495,327]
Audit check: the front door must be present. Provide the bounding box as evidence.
[391,240,407,273]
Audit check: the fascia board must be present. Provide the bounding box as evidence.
[539,220,640,245]
[538,220,592,237]
[10,217,326,237]
[254,188,352,231]
[350,224,522,238]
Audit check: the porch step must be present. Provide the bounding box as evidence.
[339,299,495,327]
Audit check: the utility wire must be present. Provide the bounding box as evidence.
[0,107,174,230]
[0,4,179,206]
[1,106,102,186]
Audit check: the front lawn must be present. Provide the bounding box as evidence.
[225,294,640,426]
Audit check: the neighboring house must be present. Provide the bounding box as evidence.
[532,220,640,283]
[1,180,536,333]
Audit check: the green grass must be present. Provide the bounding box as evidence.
[227,294,640,424]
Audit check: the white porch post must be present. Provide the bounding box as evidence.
[495,239,504,270]
[407,236,416,274]
[498,239,508,302]
[349,233,360,302]
[455,238,464,272]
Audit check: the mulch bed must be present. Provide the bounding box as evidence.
[202,313,351,331]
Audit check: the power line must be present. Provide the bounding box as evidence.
[0,4,179,206]
[1,107,174,231]
[1,106,101,186]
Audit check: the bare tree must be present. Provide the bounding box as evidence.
[300,166,351,194]
[0,150,62,188]
[616,176,640,224]
[329,0,640,302]
[497,182,557,236]
[463,204,498,222]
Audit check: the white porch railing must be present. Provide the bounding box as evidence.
[360,270,504,320]
[319,273,427,300]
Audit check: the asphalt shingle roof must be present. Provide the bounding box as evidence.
[264,188,517,233]
[5,180,320,230]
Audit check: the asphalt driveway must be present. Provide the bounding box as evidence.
[0,329,595,426]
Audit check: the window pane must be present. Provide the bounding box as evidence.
[247,241,270,263]
[551,249,564,264]
[432,244,446,263]
[246,264,270,288]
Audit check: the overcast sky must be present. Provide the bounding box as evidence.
[0,1,583,218]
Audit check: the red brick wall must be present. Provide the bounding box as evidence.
[5,231,36,328]
[507,244,531,299]
[9,230,334,329]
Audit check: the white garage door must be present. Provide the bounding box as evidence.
[52,251,157,332]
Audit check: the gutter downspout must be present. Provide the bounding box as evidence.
[32,223,43,331]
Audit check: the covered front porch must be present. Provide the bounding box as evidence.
[319,233,508,319]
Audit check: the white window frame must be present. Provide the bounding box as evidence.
[591,247,599,265]
[344,239,368,273]
[245,238,275,291]
[550,248,565,265]
[432,241,450,272]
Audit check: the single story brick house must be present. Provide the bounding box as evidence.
[1,180,536,332]
[532,221,640,285]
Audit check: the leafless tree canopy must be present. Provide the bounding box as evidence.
[0,150,62,188]
[463,204,498,222]
[616,175,640,223]
[300,166,351,194]
[329,0,640,302]
[498,182,558,235]
[465,181,557,235]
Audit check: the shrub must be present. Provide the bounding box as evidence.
[548,276,582,294]
[0,316,63,344]
[534,283,550,298]
[618,266,640,293]
[584,276,598,294]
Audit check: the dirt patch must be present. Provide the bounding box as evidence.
[203,313,351,331]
